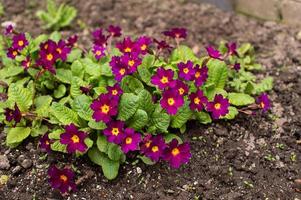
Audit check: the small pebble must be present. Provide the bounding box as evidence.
[12,166,22,175]
[0,155,10,170]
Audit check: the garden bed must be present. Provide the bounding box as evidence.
[0,0,301,199]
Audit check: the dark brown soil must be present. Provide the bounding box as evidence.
[1,0,301,199]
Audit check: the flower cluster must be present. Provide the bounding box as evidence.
[6,32,29,59]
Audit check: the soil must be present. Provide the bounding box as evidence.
[1,0,301,199]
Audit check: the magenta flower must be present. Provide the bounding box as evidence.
[37,40,58,74]
[66,35,78,47]
[163,139,191,169]
[140,135,167,162]
[116,37,136,54]
[177,61,195,81]
[90,94,119,123]
[92,45,106,60]
[206,45,222,60]
[135,36,152,55]
[103,120,125,144]
[107,83,123,99]
[56,40,71,61]
[80,86,91,95]
[256,93,271,112]
[194,65,208,87]
[60,124,88,153]
[6,47,19,59]
[121,128,141,153]
[226,42,238,56]
[39,133,52,153]
[4,104,21,125]
[121,53,141,73]
[12,33,28,50]
[160,89,184,115]
[107,25,122,37]
[163,28,187,39]
[233,63,241,72]
[92,28,108,47]
[151,67,176,90]
[173,80,189,96]
[4,24,14,35]
[189,90,208,111]
[110,56,128,81]
[21,56,31,70]
[153,39,172,51]
[206,94,229,119]
[48,165,77,193]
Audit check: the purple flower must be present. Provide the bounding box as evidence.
[92,45,106,60]
[189,90,208,111]
[194,65,208,87]
[163,28,187,39]
[206,45,222,60]
[121,128,141,153]
[206,94,230,119]
[116,37,136,54]
[154,39,172,51]
[103,120,125,144]
[160,89,184,115]
[21,56,31,70]
[60,124,88,153]
[39,133,52,153]
[107,83,123,99]
[4,104,21,125]
[233,63,241,72]
[92,28,108,47]
[107,25,122,37]
[256,93,271,112]
[37,40,58,74]
[6,47,18,59]
[135,36,152,54]
[177,61,195,81]
[163,139,191,169]
[141,135,167,162]
[151,67,176,90]
[56,40,71,61]
[90,93,119,123]
[121,53,141,73]
[48,165,77,193]
[226,42,238,56]
[80,86,91,95]
[12,33,28,50]
[110,56,128,81]
[66,35,78,47]
[4,24,14,35]
[173,80,189,96]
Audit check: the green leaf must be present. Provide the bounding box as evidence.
[88,121,106,130]
[7,83,33,112]
[195,111,212,124]
[50,102,80,125]
[138,155,156,165]
[6,127,31,147]
[117,93,139,121]
[81,58,101,78]
[171,103,193,128]
[84,137,93,149]
[53,84,66,99]
[34,95,53,117]
[55,69,73,84]
[206,59,228,89]
[238,43,252,57]
[137,55,154,85]
[31,125,48,137]
[49,31,61,42]
[0,66,23,79]
[170,45,197,63]
[67,49,82,63]
[70,77,86,98]
[88,147,105,166]
[128,109,148,130]
[164,133,183,143]
[71,95,93,121]
[51,140,67,153]
[228,93,255,106]
[101,156,120,180]
[96,135,109,153]
[137,90,155,114]
[149,112,170,133]
[254,77,273,94]
[108,143,124,161]
[48,129,64,140]
[120,76,144,94]
[222,106,239,120]
[71,60,84,78]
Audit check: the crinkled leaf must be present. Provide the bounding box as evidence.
[48,129,64,140]
[195,111,212,124]
[7,83,33,112]
[120,76,144,94]
[108,143,124,162]
[171,102,193,128]
[71,94,93,121]
[164,133,183,143]
[228,93,255,106]
[55,68,73,84]
[206,59,228,89]
[88,121,106,130]
[34,95,53,117]
[148,112,170,133]
[137,89,155,114]
[96,135,109,153]
[31,125,48,137]
[138,55,154,85]
[50,102,80,125]
[170,45,197,63]
[71,60,84,78]
[53,84,66,99]
[254,77,273,94]
[50,140,67,153]
[128,109,148,130]
[117,93,139,121]
[6,127,31,147]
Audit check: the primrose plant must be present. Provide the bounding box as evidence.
[0,24,272,194]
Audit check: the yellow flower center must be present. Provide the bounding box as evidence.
[112,89,118,95]
[151,146,159,152]
[160,76,169,84]
[71,135,80,143]
[101,104,110,114]
[145,141,151,148]
[124,47,131,53]
[45,140,50,145]
[260,102,265,108]
[12,51,17,56]
[60,175,68,182]
[194,97,200,105]
[128,60,135,67]
[183,68,189,74]
[112,128,119,136]
[178,88,185,95]
[44,44,48,50]
[195,72,200,78]
[26,62,30,67]
[125,137,132,144]
[168,98,175,106]
[56,48,62,54]
[214,103,221,110]
[141,44,147,51]
[119,68,126,75]
[46,53,53,61]
[18,40,24,47]
[171,147,180,156]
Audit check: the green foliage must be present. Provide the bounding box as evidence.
[36,0,77,31]
[6,127,31,147]
[117,93,139,121]
[228,93,255,106]
[7,83,33,112]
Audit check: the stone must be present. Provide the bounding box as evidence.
[0,155,10,170]
[281,0,301,26]
[20,159,32,169]
[11,166,22,175]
